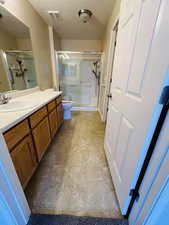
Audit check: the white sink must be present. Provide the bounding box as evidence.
[0,100,39,112]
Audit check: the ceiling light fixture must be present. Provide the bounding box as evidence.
[78,9,92,23]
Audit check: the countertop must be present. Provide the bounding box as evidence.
[0,89,62,133]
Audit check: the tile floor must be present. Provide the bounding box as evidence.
[25,111,121,218]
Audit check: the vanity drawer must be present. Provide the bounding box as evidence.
[4,119,30,151]
[30,106,47,128]
[47,100,56,112]
[56,95,62,105]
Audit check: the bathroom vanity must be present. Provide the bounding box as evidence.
[0,90,63,189]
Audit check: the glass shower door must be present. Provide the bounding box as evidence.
[58,52,101,109]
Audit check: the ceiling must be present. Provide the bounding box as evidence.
[28,0,115,40]
[0,6,30,38]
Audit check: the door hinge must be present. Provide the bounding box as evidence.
[107,107,109,112]
[107,93,112,99]
[110,78,112,83]
[159,86,169,105]
[129,189,140,202]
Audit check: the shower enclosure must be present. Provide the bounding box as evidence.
[1,51,37,91]
[57,51,101,110]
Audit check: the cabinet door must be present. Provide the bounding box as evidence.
[57,103,64,128]
[32,117,51,161]
[10,135,37,189]
[47,100,56,113]
[56,95,62,105]
[49,109,58,138]
[4,119,29,151]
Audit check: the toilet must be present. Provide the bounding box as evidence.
[62,101,73,120]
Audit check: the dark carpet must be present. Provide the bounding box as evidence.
[27,214,128,225]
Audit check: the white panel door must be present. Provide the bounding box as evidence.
[105,0,169,213]
[130,104,169,225]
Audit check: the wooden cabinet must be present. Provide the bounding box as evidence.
[32,117,51,161]
[3,94,64,189]
[49,109,58,138]
[10,135,37,189]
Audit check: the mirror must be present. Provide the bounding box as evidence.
[0,6,37,92]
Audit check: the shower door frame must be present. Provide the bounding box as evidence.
[56,51,102,111]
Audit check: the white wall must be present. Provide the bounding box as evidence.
[61,39,102,52]
[0,28,17,50]
[16,38,32,50]
[53,31,61,51]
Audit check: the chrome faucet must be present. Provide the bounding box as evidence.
[0,93,11,105]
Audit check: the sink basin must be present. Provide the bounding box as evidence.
[0,100,39,112]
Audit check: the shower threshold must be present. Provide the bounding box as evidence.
[72,106,97,111]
